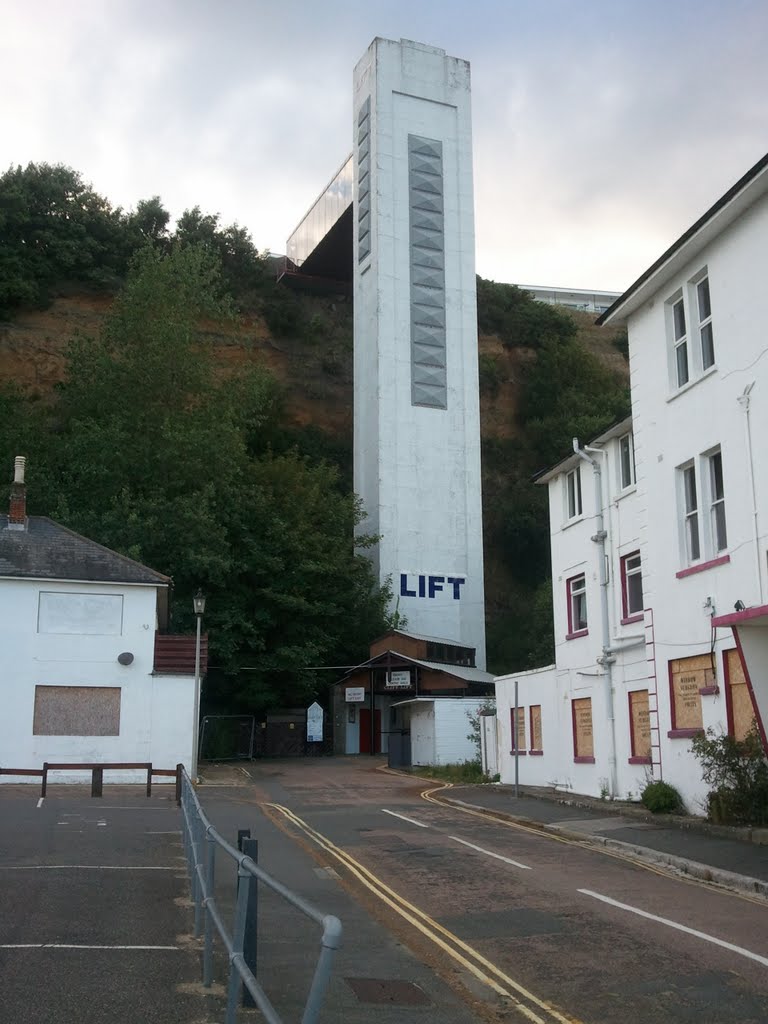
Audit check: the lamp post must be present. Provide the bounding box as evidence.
[191,589,206,783]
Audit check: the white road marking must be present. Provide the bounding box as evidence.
[239,767,252,779]
[0,943,179,951]
[0,865,179,871]
[578,889,768,968]
[146,831,181,835]
[449,836,532,870]
[381,809,429,828]
[36,798,44,809]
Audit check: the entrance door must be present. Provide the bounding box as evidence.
[359,709,381,754]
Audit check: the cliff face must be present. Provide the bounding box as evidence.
[0,292,624,436]
[0,291,627,671]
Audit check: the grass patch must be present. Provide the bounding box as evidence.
[411,761,492,784]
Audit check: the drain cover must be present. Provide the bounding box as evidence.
[346,978,430,1006]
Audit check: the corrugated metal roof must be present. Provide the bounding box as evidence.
[0,516,170,585]
[337,650,494,685]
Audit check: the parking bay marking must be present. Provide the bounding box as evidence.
[381,809,429,828]
[0,943,179,951]
[578,889,768,968]
[449,835,532,870]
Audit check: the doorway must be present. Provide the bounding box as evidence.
[359,708,381,754]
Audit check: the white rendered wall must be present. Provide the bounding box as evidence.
[626,193,768,807]
[433,698,487,765]
[353,38,486,666]
[0,578,194,782]
[495,190,768,810]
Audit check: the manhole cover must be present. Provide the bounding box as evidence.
[346,977,430,1006]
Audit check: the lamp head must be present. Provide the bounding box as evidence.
[193,589,206,616]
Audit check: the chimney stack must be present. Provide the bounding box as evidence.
[8,456,27,528]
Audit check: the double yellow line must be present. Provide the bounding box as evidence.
[264,801,583,1024]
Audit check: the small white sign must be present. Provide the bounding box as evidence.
[306,701,324,743]
[386,670,411,690]
[345,687,365,703]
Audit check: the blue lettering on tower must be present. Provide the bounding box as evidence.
[400,574,466,600]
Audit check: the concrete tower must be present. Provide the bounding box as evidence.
[353,38,486,667]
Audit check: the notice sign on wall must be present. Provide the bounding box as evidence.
[386,670,411,690]
[573,697,594,758]
[629,689,651,758]
[670,655,709,729]
[345,687,365,703]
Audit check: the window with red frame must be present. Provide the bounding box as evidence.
[620,551,643,621]
[566,574,588,636]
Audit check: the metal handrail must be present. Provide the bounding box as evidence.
[178,768,342,1024]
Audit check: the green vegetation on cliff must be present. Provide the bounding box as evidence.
[0,162,629,688]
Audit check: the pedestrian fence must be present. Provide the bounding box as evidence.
[0,762,181,799]
[179,767,343,1024]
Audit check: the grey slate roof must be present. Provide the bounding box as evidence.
[0,516,170,586]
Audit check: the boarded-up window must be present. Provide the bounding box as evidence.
[530,705,543,751]
[669,655,709,730]
[629,690,651,758]
[38,592,123,635]
[572,697,594,758]
[33,686,121,736]
[725,649,757,741]
[510,707,526,751]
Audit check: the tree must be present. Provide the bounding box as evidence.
[0,162,130,315]
[26,243,389,710]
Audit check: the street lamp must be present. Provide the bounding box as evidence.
[191,589,206,783]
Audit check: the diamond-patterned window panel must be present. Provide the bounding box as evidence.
[409,135,446,409]
[357,97,371,265]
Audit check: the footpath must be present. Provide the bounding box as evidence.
[436,782,768,898]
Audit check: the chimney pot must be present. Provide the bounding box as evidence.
[9,455,27,527]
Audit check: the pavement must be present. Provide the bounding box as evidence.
[420,780,768,897]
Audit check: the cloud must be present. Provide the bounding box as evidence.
[2,0,767,290]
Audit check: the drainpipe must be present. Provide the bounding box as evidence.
[572,438,619,799]
[737,383,764,605]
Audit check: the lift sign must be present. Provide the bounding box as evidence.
[400,574,466,599]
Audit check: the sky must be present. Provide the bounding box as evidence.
[2,0,767,292]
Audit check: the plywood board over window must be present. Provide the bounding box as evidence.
[530,705,543,751]
[629,690,651,759]
[511,707,526,752]
[669,655,709,730]
[572,697,594,759]
[33,686,121,736]
[725,649,758,741]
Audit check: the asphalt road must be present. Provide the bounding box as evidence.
[210,757,768,1024]
[0,783,220,1024]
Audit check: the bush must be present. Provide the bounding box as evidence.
[691,728,768,826]
[414,761,488,784]
[641,780,683,814]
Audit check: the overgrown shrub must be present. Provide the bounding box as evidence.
[691,728,768,826]
[641,780,683,814]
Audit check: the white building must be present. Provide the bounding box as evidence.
[352,38,486,666]
[520,285,621,315]
[0,458,203,784]
[495,152,768,810]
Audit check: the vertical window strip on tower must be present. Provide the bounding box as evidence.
[357,97,371,263]
[408,134,447,409]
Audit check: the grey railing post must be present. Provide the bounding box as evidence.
[239,837,259,1008]
[203,831,216,988]
[91,767,103,798]
[226,865,251,1024]
[193,813,205,938]
[301,915,343,1024]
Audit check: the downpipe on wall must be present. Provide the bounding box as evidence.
[573,438,619,799]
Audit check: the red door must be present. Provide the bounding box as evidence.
[359,709,381,754]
